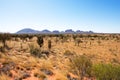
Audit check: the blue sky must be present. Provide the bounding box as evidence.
[0,0,120,33]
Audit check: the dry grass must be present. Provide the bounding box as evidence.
[39,59,53,70]
[0,73,10,80]
[0,34,120,80]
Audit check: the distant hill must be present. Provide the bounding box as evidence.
[65,29,75,33]
[52,30,60,34]
[16,28,94,34]
[41,29,51,33]
[16,28,40,34]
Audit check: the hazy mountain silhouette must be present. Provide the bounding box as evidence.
[65,29,75,33]
[16,28,40,34]
[16,28,94,34]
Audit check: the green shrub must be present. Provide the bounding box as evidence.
[92,63,120,80]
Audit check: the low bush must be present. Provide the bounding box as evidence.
[92,63,120,80]
[69,55,92,80]
[29,45,41,58]
[64,50,74,56]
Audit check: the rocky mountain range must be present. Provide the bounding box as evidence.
[16,28,94,34]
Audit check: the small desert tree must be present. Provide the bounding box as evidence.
[70,55,92,80]
[72,35,77,40]
[48,40,51,50]
[75,38,82,46]
[37,36,44,48]
[0,33,11,51]
[55,37,59,44]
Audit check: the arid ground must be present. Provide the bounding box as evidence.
[0,34,120,80]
